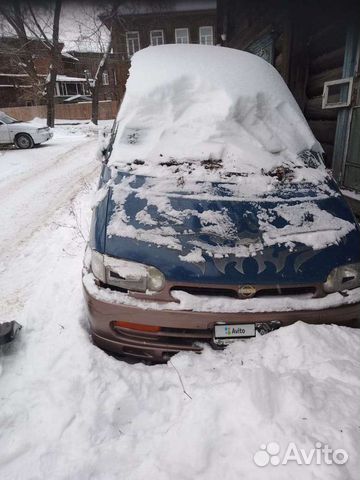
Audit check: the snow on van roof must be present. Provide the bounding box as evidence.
[125,44,297,104]
[110,44,321,180]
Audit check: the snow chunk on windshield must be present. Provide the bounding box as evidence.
[109,44,322,179]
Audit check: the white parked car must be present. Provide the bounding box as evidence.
[0,112,53,149]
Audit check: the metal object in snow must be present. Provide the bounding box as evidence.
[0,321,22,345]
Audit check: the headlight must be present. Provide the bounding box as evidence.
[323,263,360,293]
[90,250,165,293]
[37,127,49,132]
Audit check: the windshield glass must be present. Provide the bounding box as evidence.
[0,114,19,124]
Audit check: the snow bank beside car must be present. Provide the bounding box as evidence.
[0,138,359,480]
[2,286,360,480]
[29,117,113,139]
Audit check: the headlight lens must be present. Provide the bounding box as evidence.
[91,250,106,283]
[323,263,360,293]
[90,250,165,292]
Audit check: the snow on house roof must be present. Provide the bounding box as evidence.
[0,73,29,77]
[61,51,79,61]
[56,75,87,82]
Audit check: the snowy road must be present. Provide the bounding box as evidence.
[0,125,359,480]
[0,127,99,325]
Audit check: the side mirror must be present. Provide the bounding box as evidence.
[96,146,108,164]
[97,126,112,164]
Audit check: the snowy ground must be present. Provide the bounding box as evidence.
[0,124,359,480]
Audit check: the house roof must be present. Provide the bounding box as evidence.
[115,0,216,15]
[61,51,79,61]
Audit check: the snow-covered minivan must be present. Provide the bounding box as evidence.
[83,45,360,362]
[0,112,53,149]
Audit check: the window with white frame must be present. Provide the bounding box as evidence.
[102,71,109,86]
[126,31,140,57]
[56,81,86,97]
[199,26,213,45]
[175,28,189,44]
[113,70,117,86]
[322,78,353,109]
[150,30,164,46]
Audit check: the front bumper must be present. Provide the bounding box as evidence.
[83,273,360,363]
[32,130,53,144]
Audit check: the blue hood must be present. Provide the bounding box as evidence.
[90,169,360,285]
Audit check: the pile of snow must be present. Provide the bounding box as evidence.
[0,120,359,480]
[110,45,322,182]
[30,118,113,138]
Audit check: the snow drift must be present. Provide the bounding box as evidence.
[110,44,322,177]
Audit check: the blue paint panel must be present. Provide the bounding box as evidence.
[91,170,360,285]
[89,165,111,253]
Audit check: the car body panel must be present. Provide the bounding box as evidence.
[0,114,53,146]
[90,169,360,286]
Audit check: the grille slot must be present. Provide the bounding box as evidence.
[171,285,317,299]
[254,286,316,297]
[171,286,238,298]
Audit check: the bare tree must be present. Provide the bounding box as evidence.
[89,24,113,125]
[0,0,62,127]
[45,0,62,127]
[71,3,116,125]
[0,2,43,101]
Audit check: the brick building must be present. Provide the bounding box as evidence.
[104,0,217,100]
[0,37,93,107]
[0,37,125,107]
[64,50,127,103]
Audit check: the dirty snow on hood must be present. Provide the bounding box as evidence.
[104,45,354,256]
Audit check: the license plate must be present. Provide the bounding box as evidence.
[214,323,256,339]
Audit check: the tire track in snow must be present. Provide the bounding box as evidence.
[0,139,98,263]
[0,140,92,200]
[0,139,100,323]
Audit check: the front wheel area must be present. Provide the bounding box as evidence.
[15,133,34,149]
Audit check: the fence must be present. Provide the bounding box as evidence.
[1,100,119,122]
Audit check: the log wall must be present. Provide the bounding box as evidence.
[304,23,346,165]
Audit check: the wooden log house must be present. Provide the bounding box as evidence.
[217,0,360,213]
